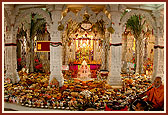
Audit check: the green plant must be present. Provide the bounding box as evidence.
[29,13,47,73]
[126,15,146,39]
[126,15,146,74]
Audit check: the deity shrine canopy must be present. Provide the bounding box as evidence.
[75,36,94,63]
[67,14,104,78]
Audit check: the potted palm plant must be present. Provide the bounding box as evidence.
[126,15,146,74]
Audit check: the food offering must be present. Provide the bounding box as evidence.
[4,71,152,111]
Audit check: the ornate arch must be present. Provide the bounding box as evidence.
[86,6,97,24]
[120,9,156,35]
[14,8,52,31]
[97,11,111,28]
[76,6,97,24]
[61,11,76,25]
[60,6,111,29]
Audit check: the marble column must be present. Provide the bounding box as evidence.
[107,5,123,87]
[62,32,67,65]
[65,45,69,65]
[152,10,164,82]
[121,33,128,73]
[72,41,76,61]
[93,40,97,61]
[4,30,20,83]
[49,5,64,87]
[104,31,110,70]
[26,29,31,73]
[100,39,106,70]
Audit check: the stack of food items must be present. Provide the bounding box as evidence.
[4,71,152,111]
[121,74,152,107]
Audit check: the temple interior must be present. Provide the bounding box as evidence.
[3,3,165,112]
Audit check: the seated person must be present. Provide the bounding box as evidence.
[132,99,149,111]
[144,76,164,110]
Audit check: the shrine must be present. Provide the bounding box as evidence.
[3,3,165,112]
[77,60,92,81]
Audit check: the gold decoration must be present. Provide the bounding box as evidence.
[58,24,64,31]
[107,26,115,34]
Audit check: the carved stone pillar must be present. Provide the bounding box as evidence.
[121,32,128,73]
[72,41,76,61]
[107,5,123,87]
[152,10,164,82]
[65,45,69,64]
[62,32,67,65]
[48,5,64,87]
[93,40,97,61]
[104,31,110,70]
[108,42,123,87]
[4,6,19,83]
[26,29,31,73]
[100,39,106,70]
[5,29,20,83]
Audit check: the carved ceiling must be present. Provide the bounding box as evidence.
[4,4,164,14]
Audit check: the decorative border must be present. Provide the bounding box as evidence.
[154,45,164,49]
[50,42,62,47]
[110,43,122,46]
[73,38,101,41]
[5,43,17,46]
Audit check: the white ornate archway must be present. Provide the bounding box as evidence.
[61,11,76,30]
[14,8,52,32]
[60,5,112,81]
[60,6,111,30]
[96,11,111,28]
[120,9,156,35]
[120,9,156,74]
[76,6,97,24]
[120,9,165,80]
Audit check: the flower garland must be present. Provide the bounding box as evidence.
[50,42,62,47]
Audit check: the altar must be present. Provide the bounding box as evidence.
[69,61,101,78]
[67,32,102,79]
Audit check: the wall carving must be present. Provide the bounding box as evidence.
[61,11,76,28]
[97,11,111,28]
[76,6,97,24]
[60,6,98,29]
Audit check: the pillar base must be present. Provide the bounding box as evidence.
[107,73,123,87]
[49,74,64,87]
[5,72,20,84]
[107,80,123,87]
[111,86,123,89]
